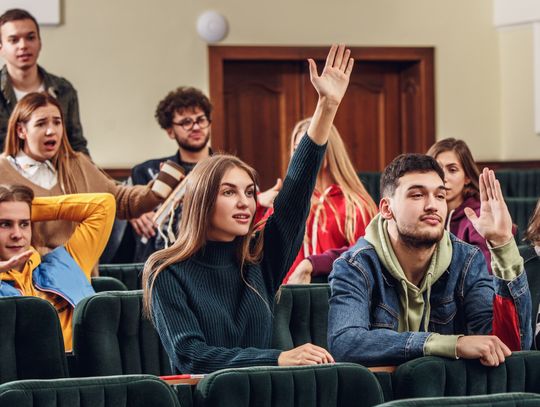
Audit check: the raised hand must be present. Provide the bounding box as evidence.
[278,343,335,366]
[464,168,513,246]
[257,178,282,208]
[309,44,354,106]
[306,45,353,146]
[0,249,33,273]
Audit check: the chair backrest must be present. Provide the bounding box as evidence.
[496,169,540,198]
[98,263,144,290]
[0,375,180,407]
[358,171,381,203]
[519,245,540,347]
[194,363,384,407]
[72,290,172,377]
[272,284,331,350]
[91,276,128,292]
[377,392,540,406]
[0,296,68,384]
[392,351,540,399]
[505,197,538,242]
[99,218,128,264]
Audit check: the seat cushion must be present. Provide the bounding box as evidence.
[272,284,331,350]
[392,351,540,399]
[194,363,384,407]
[0,296,68,384]
[0,375,180,407]
[72,290,171,376]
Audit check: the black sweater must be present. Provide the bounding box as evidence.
[151,135,326,373]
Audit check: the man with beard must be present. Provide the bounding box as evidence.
[128,87,212,261]
[327,154,532,367]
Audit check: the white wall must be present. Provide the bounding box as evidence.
[3,0,536,166]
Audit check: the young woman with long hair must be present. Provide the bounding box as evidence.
[267,119,377,284]
[426,137,493,271]
[0,92,168,257]
[142,45,352,373]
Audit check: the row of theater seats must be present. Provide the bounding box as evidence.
[359,169,539,243]
[2,279,540,406]
[2,369,539,406]
[98,263,540,352]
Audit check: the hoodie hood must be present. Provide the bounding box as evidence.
[364,213,453,332]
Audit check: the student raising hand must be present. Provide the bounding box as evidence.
[464,168,514,247]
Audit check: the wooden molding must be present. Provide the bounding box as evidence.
[476,160,540,170]
[103,160,540,182]
[208,45,436,157]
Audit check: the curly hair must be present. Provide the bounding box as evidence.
[155,87,213,129]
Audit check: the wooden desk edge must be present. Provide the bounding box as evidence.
[368,365,396,373]
[161,365,397,385]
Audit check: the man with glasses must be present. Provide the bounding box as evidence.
[127,87,212,261]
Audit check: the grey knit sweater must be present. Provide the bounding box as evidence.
[151,135,326,373]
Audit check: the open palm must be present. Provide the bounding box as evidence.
[0,250,33,273]
[465,168,513,246]
[309,44,354,106]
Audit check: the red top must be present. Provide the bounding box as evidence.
[257,184,373,283]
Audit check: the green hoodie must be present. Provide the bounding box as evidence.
[364,214,462,358]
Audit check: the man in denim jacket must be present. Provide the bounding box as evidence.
[328,154,532,367]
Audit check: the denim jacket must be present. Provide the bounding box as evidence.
[327,235,532,366]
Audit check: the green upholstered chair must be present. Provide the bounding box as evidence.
[0,296,68,384]
[91,276,128,292]
[377,392,540,406]
[72,290,172,377]
[519,245,540,349]
[358,171,381,203]
[98,263,144,290]
[194,363,384,407]
[272,284,331,350]
[505,197,538,242]
[391,351,540,400]
[0,375,181,407]
[496,169,540,198]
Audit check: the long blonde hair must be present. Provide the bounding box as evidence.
[4,92,79,193]
[291,119,377,245]
[142,154,264,317]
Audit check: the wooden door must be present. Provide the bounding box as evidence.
[210,47,435,190]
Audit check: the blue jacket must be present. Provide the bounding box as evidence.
[0,246,95,306]
[327,235,532,366]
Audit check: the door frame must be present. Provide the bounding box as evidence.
[208,45,435,156]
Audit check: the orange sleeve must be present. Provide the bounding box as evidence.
[31,193,116,278]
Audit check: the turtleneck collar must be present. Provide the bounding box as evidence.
[193,239,239,267]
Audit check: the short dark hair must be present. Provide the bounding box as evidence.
[0,184,34,211]
[155,87,213,130]
[381,153,445,197]
[0,9,40,44]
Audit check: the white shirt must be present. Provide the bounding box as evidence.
[7,151,58,190]
[13,83,45,101]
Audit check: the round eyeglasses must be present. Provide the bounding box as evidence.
[172,115,211,131]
